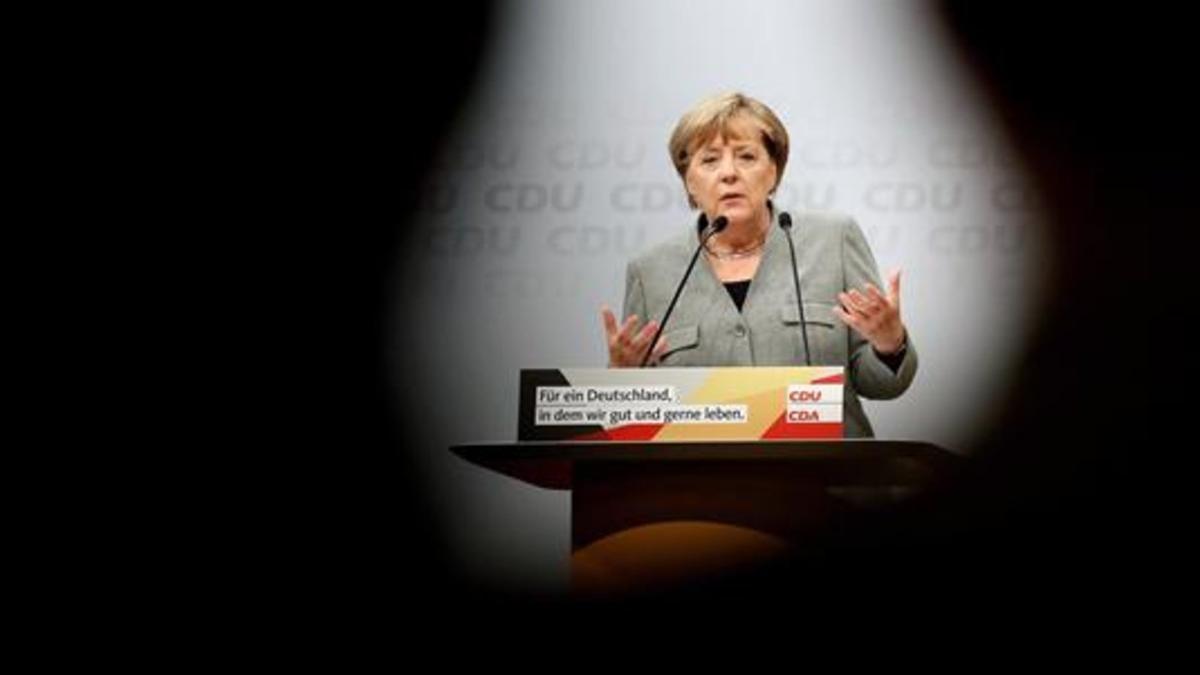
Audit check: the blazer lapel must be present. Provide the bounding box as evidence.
[740,218,787,315]
[694,235,742,318]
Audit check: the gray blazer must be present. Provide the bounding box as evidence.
[622,209,917,438]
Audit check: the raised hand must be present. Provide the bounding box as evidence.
[601,305,668,367]
[833,268,906,354]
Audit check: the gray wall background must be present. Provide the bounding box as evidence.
[389,0,1051,592]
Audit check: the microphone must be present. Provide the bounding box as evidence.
[779,212,812,366]
[639,214,729,367]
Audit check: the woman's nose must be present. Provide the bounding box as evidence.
[718,155,738,181]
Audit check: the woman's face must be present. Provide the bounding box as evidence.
[685,115,778,225]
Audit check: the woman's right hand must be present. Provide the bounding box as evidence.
[601,305,668,367]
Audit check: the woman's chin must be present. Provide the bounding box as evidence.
[716,202,756,223]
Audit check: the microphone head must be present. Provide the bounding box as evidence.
[779,212,793,230]
[711,215,729,233]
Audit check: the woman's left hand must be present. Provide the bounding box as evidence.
[834,268,907,354]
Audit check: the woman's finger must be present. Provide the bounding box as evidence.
[838,291,870,319]
[887,268,902,313]
[851,288,885,319]
[630,320,659,350]
[616,314,639,346]
[848,289,873,310]
[601,305,619,339]
[833,305,861,331]
[864,284,889,309]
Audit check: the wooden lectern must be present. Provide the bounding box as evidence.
[451,439,959,595]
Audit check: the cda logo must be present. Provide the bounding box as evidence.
[784,384,843,424]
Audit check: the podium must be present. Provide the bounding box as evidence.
[451,439,959,594]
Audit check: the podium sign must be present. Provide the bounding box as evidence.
[519,367,845,442]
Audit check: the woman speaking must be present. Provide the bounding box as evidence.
[600,92,917,437]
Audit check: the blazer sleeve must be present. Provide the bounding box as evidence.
[842,216,918,400]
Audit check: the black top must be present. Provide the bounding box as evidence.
[876,345,904,373]
[723,279,751,312]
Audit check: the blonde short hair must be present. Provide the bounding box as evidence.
[668,92,790,208]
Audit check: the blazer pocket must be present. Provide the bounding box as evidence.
[779,302,838,364]
[779,302,837,327]
[660,324,700,361]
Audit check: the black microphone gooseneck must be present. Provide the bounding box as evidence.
[779,211,812,366]
[639,214,729,367]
